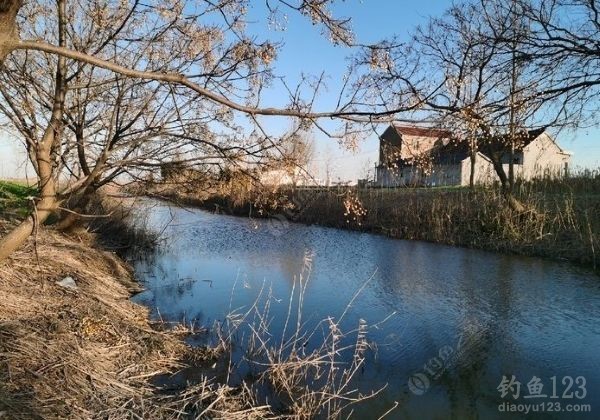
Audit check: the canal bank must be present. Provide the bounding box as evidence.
[150,176,600,270]
[132,199,600,419]
[0,194,268,419]
[2,190,599,419]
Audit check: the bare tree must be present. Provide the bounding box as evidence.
[3,0,595,261]
[0,0,394,261]
[511,0,600,123]
[352,0,572,203]
[2,1,298,224]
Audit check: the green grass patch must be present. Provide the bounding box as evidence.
[0,180,37,219]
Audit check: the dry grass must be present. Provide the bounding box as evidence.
[302,178,600,268]
[215,252,391,419]
[0,209,384,418]
[163,173,600,269]
[0,228,269,419]
[84,192,162,258]
[1,188,389,418]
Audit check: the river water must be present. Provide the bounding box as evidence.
[132,200,600,419]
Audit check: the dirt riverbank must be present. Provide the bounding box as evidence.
[0,194,264,419]
[151,177,600,270]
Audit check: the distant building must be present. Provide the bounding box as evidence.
[375,124,572,187]
[260,167,322,187]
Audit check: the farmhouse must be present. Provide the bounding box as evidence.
[375,124,572,187]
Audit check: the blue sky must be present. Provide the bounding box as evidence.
[1,1,598,181]
[246,0,600,181]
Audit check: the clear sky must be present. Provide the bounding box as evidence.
[1,1,598,181]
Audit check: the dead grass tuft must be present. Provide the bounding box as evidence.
[0,229,268,419]
[216,253,391,419]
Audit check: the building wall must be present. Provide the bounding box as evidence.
[398,135,442,160]
[522,133,570,179]
[375,165,416,187]
[376,132,571,187]
[375,165,404,187]
[376,164,462,187]
[379,126,402,164]
[380,128,445,164]
[460,154,497,186]
[427,164,462,186]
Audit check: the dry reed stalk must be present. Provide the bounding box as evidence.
[216,253,395,419]
[180,172,599,268]
[0,228,270,419]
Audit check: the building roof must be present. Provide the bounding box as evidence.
[477,127,546,156]
[383,123,558,165]
[429,127,548,164]
[391,124,452,139]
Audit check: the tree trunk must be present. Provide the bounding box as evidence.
[0,0,20,62]
[508,146,515,191]
[0,0,35,261]
[55,184,98,231]
[504,192,526,213]
[0,206,53,262]
[490,156,509,191]
[469,145,476,188]
[0,144,58,262]
[0,0,65,263]
[488,153,526,212]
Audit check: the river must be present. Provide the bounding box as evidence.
[131,200,600,419]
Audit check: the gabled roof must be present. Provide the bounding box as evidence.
[429,128,548,164]
[477,127,546,158]
[382,123,568,166]
[383,124,453,160]
[391,124,451,139]
[531,132,572,156]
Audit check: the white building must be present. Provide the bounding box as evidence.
[375,124,571,187]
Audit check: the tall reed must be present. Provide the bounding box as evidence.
[166,171,600,268]
[212,252,392,419]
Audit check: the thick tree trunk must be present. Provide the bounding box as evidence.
[0,0,65,263]
[469,149,476,188]
[55,185,98,231]
[489,153,526,213]
[490,156,509,191]
[0,195,58,261]
[504,192,526,213]
[0,1,31,262]
[0,144,59,261]
[508,147,515,191]
[0,0,20,62]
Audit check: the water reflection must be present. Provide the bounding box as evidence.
[132,201,600,419]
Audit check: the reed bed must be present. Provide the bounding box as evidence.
[0,227,271,419]
[213,251,391,419]
[0,194,386,418]
[295,177,600,268]
[161,172,600,269]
